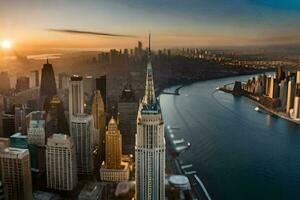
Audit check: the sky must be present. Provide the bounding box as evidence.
[1,0,300,50]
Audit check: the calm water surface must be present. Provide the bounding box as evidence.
[160,75,300,200]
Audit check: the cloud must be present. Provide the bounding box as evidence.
[47,29,137,38]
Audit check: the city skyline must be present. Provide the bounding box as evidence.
[1,0,300,51]
[0,1,300,199]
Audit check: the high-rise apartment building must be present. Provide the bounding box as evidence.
[2,114,15,138]
[0,148,32,200]
[70,114,95,175]
[14,105,26,134]
[10,133,39,170]
[58,72,70,89]
[28,117,46,146]
[135,36,165,200]
[286,76,296,114]
[69,75,84,122]
[46,134,77,191]
[30,70,39,87]
[279,79,288,111]
[27,111,46,146]
[118,84,138,154]
[45,95,69,136]
[297,71,300,84]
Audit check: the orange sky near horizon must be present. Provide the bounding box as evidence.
[4,29,300,53]
[2,0,300,53]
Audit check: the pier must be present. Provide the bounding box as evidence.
[165,124,212,200]
[161,84,184,95]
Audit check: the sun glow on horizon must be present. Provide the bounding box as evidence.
[1,40,12,49]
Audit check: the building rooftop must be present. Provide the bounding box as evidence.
[0,147,29,158]
[120,84,136,102]
[47,134,72,147]
[29,120,45,128]
[10,132,27,139]
[51,133,68,140]
[78,182,104,200]
[33,191,60,200]
[70,75,83,81]
[168,175,191,190]
[71,113,93,122]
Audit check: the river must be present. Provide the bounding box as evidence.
[160,74,300,200]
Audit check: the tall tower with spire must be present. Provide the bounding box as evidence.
[135,34,165,200]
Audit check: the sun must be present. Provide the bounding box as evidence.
[1,40,12,49]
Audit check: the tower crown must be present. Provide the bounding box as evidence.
[107,117,118,131]
[142,33,158,109]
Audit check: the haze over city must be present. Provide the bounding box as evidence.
[0,1,300,200]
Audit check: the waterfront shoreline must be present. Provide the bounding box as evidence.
[157,69,272,95]
[219,86,300,125]
[160,76,300,200]
[162,84,213,200]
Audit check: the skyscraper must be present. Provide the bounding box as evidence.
[70,114,95,175]
[292,79,300,119]
[2,113,15,138]
[276,66,285,83]
[40,59,57,108]
[91,90,105,162]
[286,76,296,114]
[58,72,70,89]
[135,35,165,200]
[100,117,129,182]
[46,134,77,191]
[0,148,32,200]
[10,133,39,170]
[95,75,107,111]
[91,90,105,134]
[26,111,46,172]
[45,95,69,137]
[118,84,138,154]
[279,79,288,111]
[297,71,300,84]
[30,70,39,87]
[27,116,46,146]
[105,117,122,169]
[14,105,26,134]
[69,75,84,122]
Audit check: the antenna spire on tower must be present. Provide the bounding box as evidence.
[149,33,151,51]
[148,33,151,57]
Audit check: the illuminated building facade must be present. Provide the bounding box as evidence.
[135,36,165,200]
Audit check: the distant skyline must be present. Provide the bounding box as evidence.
[1,0,300,50]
